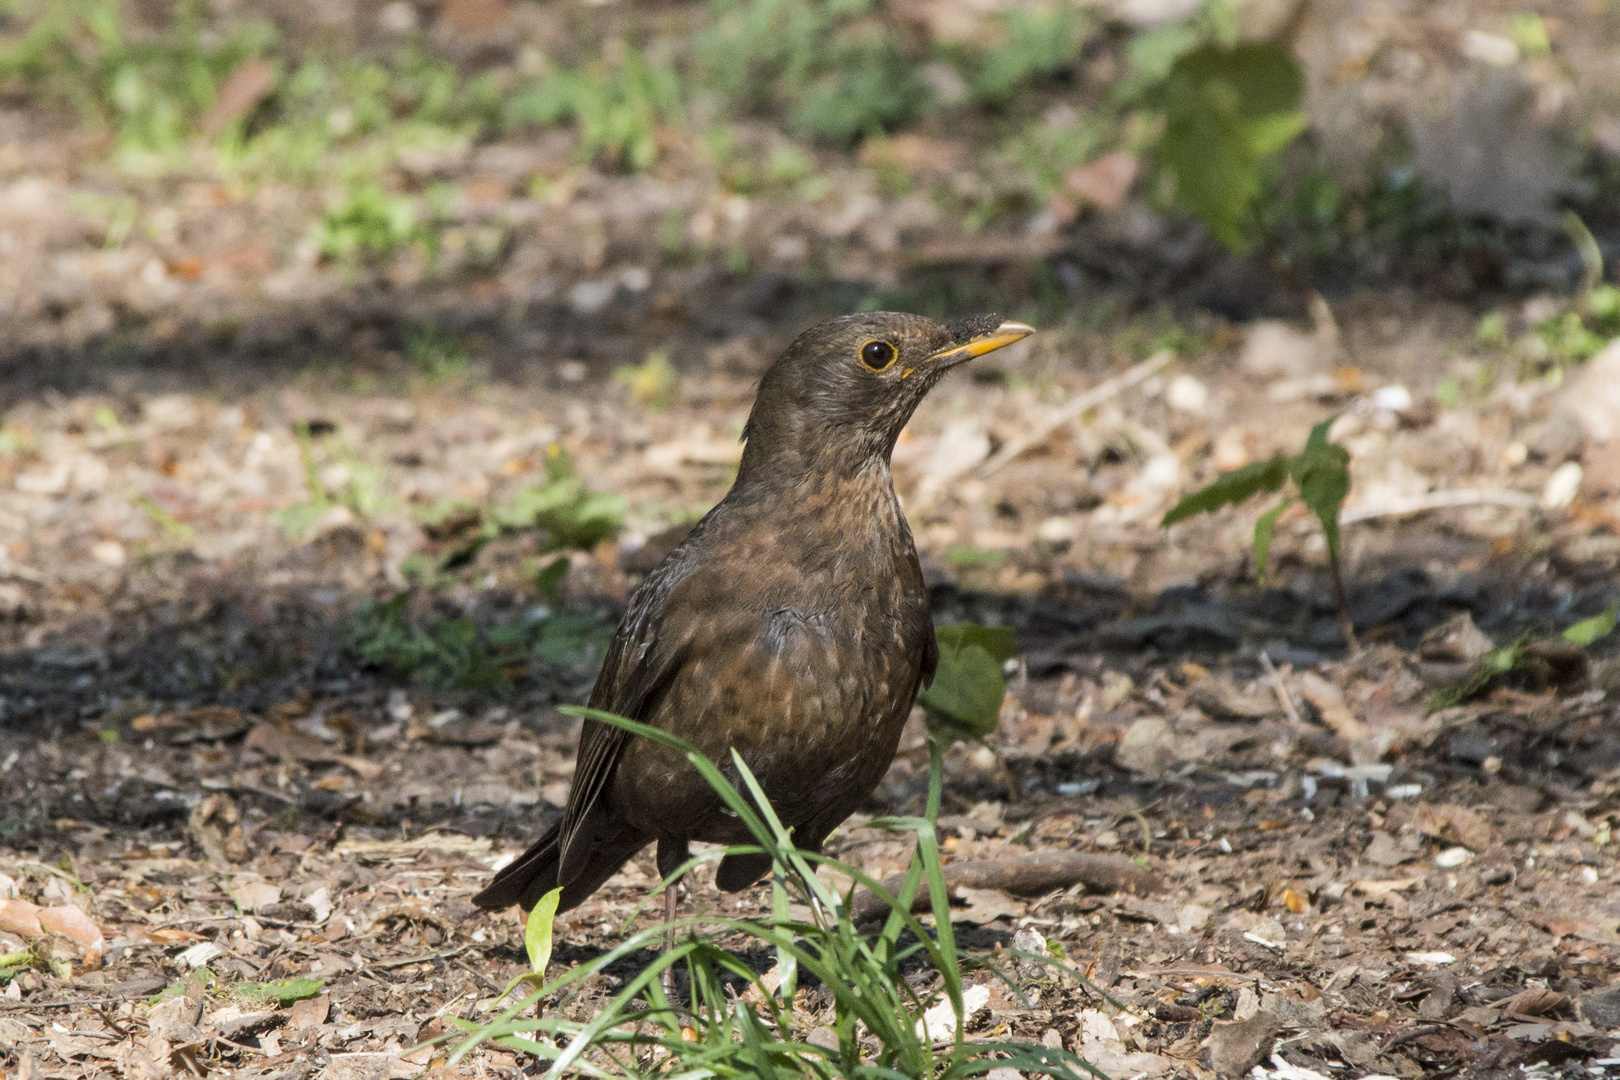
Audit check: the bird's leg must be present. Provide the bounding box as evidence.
[655,839,690,1003]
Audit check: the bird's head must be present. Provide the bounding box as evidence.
[738,311,1034,485]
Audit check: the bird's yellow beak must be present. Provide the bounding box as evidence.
[911,321,1036,374]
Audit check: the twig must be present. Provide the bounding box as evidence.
[1258,651,1303,727]
[1123,967,1263,982]
[1339,489,1538,524]
[850,850,1160,924]
[1385,1023,1449,1047]
[978,350,1174,479]
[371,945,471,970]
[0,995,138,1010]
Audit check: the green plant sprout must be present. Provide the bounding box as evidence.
[613,349,679,410]
[1431,604,1618,710]
[1163,418,1359,652]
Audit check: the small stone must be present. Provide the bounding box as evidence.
[1418,611,1494,662]
[1542,461,1583,509]
[1205,1011,1279,1077]
[1435,846,1473,868]
[90,541,126,567]
[1558,340,1620,444]
[1165,374,1208,413]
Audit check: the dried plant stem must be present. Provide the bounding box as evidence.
[1328,550,1361,655]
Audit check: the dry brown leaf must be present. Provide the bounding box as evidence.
[38,905,104,967]
[232,881,281,912]
[1415,803,1495,851]
[1065,151,1139,211]
[288,992,331,1031]
[1,899,105,966]
[1354,878,1421,897]
[1497,987,1568,1017]
[1296,672,1371,740]
[0,898,43,938]
[245,721,342,763]
[337,754,385,780]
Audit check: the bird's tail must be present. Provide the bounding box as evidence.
[473,819,645,914]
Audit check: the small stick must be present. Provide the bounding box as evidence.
[1258,651,1303,727]
[1327,550,1362,655]
[978,350,1174,478]
[1339,489,1538,524]
[850,850,1159,924]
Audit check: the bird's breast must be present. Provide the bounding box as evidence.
[614,470,931,833]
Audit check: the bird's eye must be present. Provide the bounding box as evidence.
[860,340,897,371]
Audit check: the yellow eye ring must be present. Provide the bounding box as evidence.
[860,339,897,371]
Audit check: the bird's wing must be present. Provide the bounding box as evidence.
[557,556,690,883]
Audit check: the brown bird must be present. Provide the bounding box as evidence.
[473,311,1033,918]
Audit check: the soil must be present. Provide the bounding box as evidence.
[3,5,1620,1078]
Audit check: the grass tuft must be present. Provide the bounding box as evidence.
[441,707,1101,1080]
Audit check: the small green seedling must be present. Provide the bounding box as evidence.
[918,622,1016,741]
[1163,418,1358,652]
[1431,604,1618,710]
[613,350,679,411]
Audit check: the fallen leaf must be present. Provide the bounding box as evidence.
[199,58,276,136]
[1496,987,1567,1017]
[1354,878,1421,897]
[1415,803,1495,851]
[337,755,384,780]
[1544,919,1600,939]
[38,905,104,967]
[0,898,43,938]
[0,900,105,967]
[1296,672,1370,740]
[1364,831,1418,867]
[1405,951,1455,966]
[288,992,331,1030]
[952,886,1025,925]
[178,942,223,968]
[166,705,247,744]
[232,881,281,912]
[1065,150,1139,211]
[245,722,342,763]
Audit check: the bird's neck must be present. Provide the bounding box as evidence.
[733,434,895,499]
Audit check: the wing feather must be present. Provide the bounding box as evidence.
[556,551,691,883]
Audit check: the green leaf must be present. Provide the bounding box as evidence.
[533,556,569,602]
[1290,433,1350,561]
[1303,416,1335,452]
[918,623,1014,739]
[1251,498,1291,586]
[1161,457,1288,527]
[524,887,563,977]
[933,623,1017,663]
[273,499,330,541]
[1562,604,1619,649]
[234,976,324,1004]
[1152,42,1305,252]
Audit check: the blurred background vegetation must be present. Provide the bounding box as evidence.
[0,0,1612,315]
